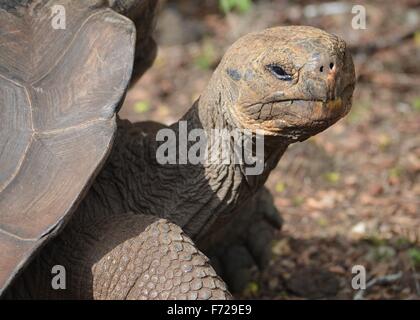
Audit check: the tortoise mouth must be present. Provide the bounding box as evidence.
[256,81,352,103]
[237,82,354,137]
[268,98,346,123]
[270,82,354,106]
[269,83,355,124]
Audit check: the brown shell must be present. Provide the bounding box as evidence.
[0,2,135,293]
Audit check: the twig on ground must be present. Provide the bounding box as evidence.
[353,272,403,300]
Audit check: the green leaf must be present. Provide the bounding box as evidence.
[194,56,211,70]
[317,217,328,227]
[236,0,252,13]
[324,171,340,183]
[133,101,150,113]
[414,31,420,47]
[378,133,392,150]
[388,166,402,179]
[292,196,304,207]
[194,39,217,70]
[244,281,259,295]
[411,97,420,111]
[408,248,420,267]
[219,0,252,14]
[219,0,232,13]
[275,182,286,193]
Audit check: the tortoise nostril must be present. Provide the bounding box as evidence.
[319,66,324,73]
[329,62,334,70]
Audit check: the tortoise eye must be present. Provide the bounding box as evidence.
[267,64,292,81]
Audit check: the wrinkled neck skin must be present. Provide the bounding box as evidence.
[150,72,289,240]
[164,95,287,239]
[87,75,288,241]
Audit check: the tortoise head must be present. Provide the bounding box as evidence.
[206,26,355,143]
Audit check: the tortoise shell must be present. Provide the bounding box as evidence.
[0,1,135,293]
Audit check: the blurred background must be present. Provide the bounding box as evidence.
[120,0,420,299]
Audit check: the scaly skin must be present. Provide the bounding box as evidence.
[5,26,355,299]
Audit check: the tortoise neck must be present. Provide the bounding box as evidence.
[138,93,288,240]
[94,87,287,241]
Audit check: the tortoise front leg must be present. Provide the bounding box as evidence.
[87,214,231,300]
[5,213,231,300]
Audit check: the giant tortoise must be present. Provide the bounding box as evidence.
[0,0,355,299]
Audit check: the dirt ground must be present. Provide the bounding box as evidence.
[119,0,420,299]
